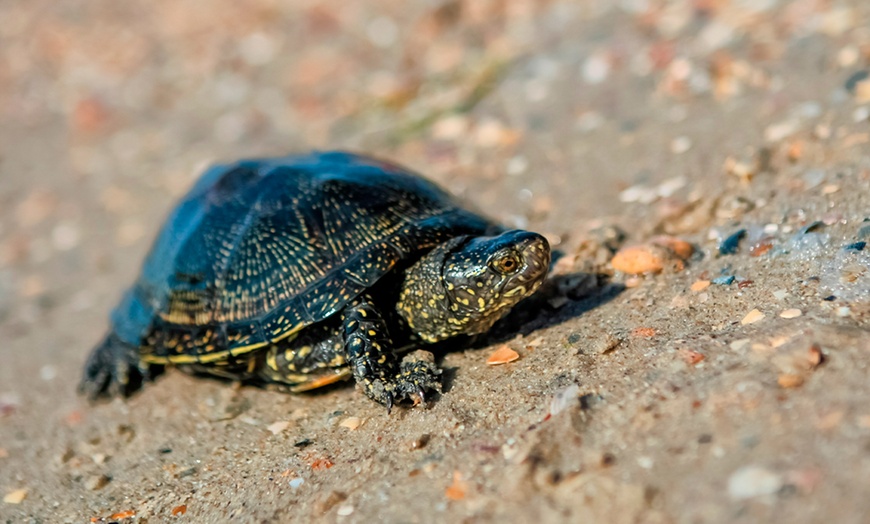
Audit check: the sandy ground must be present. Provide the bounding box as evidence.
[2,1,870,522]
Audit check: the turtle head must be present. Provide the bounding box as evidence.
[398,230,550,343]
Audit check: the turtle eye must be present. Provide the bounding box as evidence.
[491,252,521,274]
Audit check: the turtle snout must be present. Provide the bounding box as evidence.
[500,232,550,298]
[520,233,550,277]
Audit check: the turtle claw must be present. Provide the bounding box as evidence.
[80,334,158,400]
[413,387,426,407]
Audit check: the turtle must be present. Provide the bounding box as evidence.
[80,151,551,409]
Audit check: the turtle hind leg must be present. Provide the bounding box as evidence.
[79,333,161,400]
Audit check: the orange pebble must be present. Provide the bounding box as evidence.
[650,235,694,260]
[611,245,665,274]
[486,345,520,365]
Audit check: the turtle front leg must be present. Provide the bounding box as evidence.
[342,297,441,410]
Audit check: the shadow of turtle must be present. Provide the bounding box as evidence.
[435,271,624,394]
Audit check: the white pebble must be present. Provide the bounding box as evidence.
[432,115,468,140]
[40,365,57,381]
[803,168,826,189]
[670,136,692,154]
[336,504,355,516]
[548,384,580,416]
[779,309,802,319]
[837,46,859,68]
[266,421,290,435]
[289,477,304,490]
[581,52,610,84]
[517,188,533,202]
[474,118,508,148]
[52,223,80,251]
[728,466,783,500]
[764,119,799,142]
[239,33,276,66]
[367,17,398,48]
[771,289,788,300]
[657,176,687,197]
[506,155,529,176]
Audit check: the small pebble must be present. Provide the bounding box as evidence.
[712,275,736,286]
[40,365,57,381]
[719,229,746,255]
[779,309,802,319]
[624,276,643,288]
[679,349,705,365]
[803,170,826,189]
[445,471,467,501]
[548,384,581,416]
[582,52,611,84]
[51,223,81,251]
[506,155,528,176]
[670,136,692,154]
[764,119,799,142]
[176,466,197,478]
[3,488,27,504]
[741,309,766,325]
[592,334,622,354]
[845,70,870,93]
[728,466,783,500]
[409,434,431,450]
[366,17,398,48]
[267,421,290,435]
[289,477,305,490]
[486,345,519,365]
[799,221,824,235]
[85,474,111,491]
[339,417,363,430]
[650,235,694,260]
[611,245,666,274]
[844,241,866,252]
[238,33,276,66]
[432,115,468,140]
[838,47,860,68]
[336,503,355,517]
[691,280,711,292]
[631,327,656,338]
[778,374,805,388]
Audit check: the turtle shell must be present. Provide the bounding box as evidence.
[110,151,495,366]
